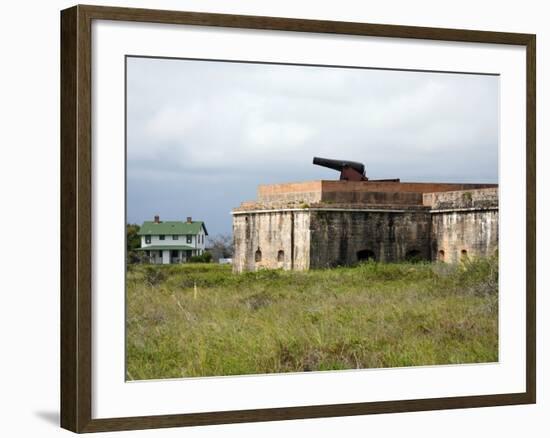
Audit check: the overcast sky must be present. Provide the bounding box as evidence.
[126,57,498,237]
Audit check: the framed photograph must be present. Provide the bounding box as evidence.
[60,4,536,433]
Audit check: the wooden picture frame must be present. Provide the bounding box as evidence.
[61,4,536,433]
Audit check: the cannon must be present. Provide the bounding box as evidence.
[313,157,400,182]
[313,157,367,181]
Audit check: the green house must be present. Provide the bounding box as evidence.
[137,215,208,264]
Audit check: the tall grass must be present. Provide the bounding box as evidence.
[126,256,498,380]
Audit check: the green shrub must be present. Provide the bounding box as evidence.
[188,252,213,263]
[127,250,147,265]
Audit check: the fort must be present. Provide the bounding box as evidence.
[231,159,498,273]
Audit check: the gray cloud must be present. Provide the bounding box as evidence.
[127,57,498,236]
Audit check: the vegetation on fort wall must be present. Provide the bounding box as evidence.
[126,256,498,380]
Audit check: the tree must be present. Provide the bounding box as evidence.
[207,234,234,261]
[126,224,143,264]
[126,223,141,252]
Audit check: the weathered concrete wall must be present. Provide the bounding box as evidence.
[240,192,424,208]
[258,181,323,204]
[423,188,498,210]
[320,180,497,194]
[431,211,498,263]
[427,188,499,263]
[321,191,424,205]
[308,209,432,268]
[233,184,499,272]
[257,180,497,203]
[233,208,432,272]
[232,210,311,273]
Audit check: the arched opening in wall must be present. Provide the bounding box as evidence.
[255,248,262,262]
[438,250,445,262]
[405,249,422,263]
[357,249,376,262]
[277,250,284,262]
[461,249,468,260]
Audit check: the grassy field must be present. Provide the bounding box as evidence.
[126,257,498,380]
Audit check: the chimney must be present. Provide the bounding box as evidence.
[186,216,192,223]
[154,215,160,223]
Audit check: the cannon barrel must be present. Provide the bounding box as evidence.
[313,157,366,176]
[312,156,400,182]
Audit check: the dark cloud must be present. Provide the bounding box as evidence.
[127,57,498,236]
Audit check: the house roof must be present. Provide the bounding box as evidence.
[137,245,196,251]
[137,221,208,236]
